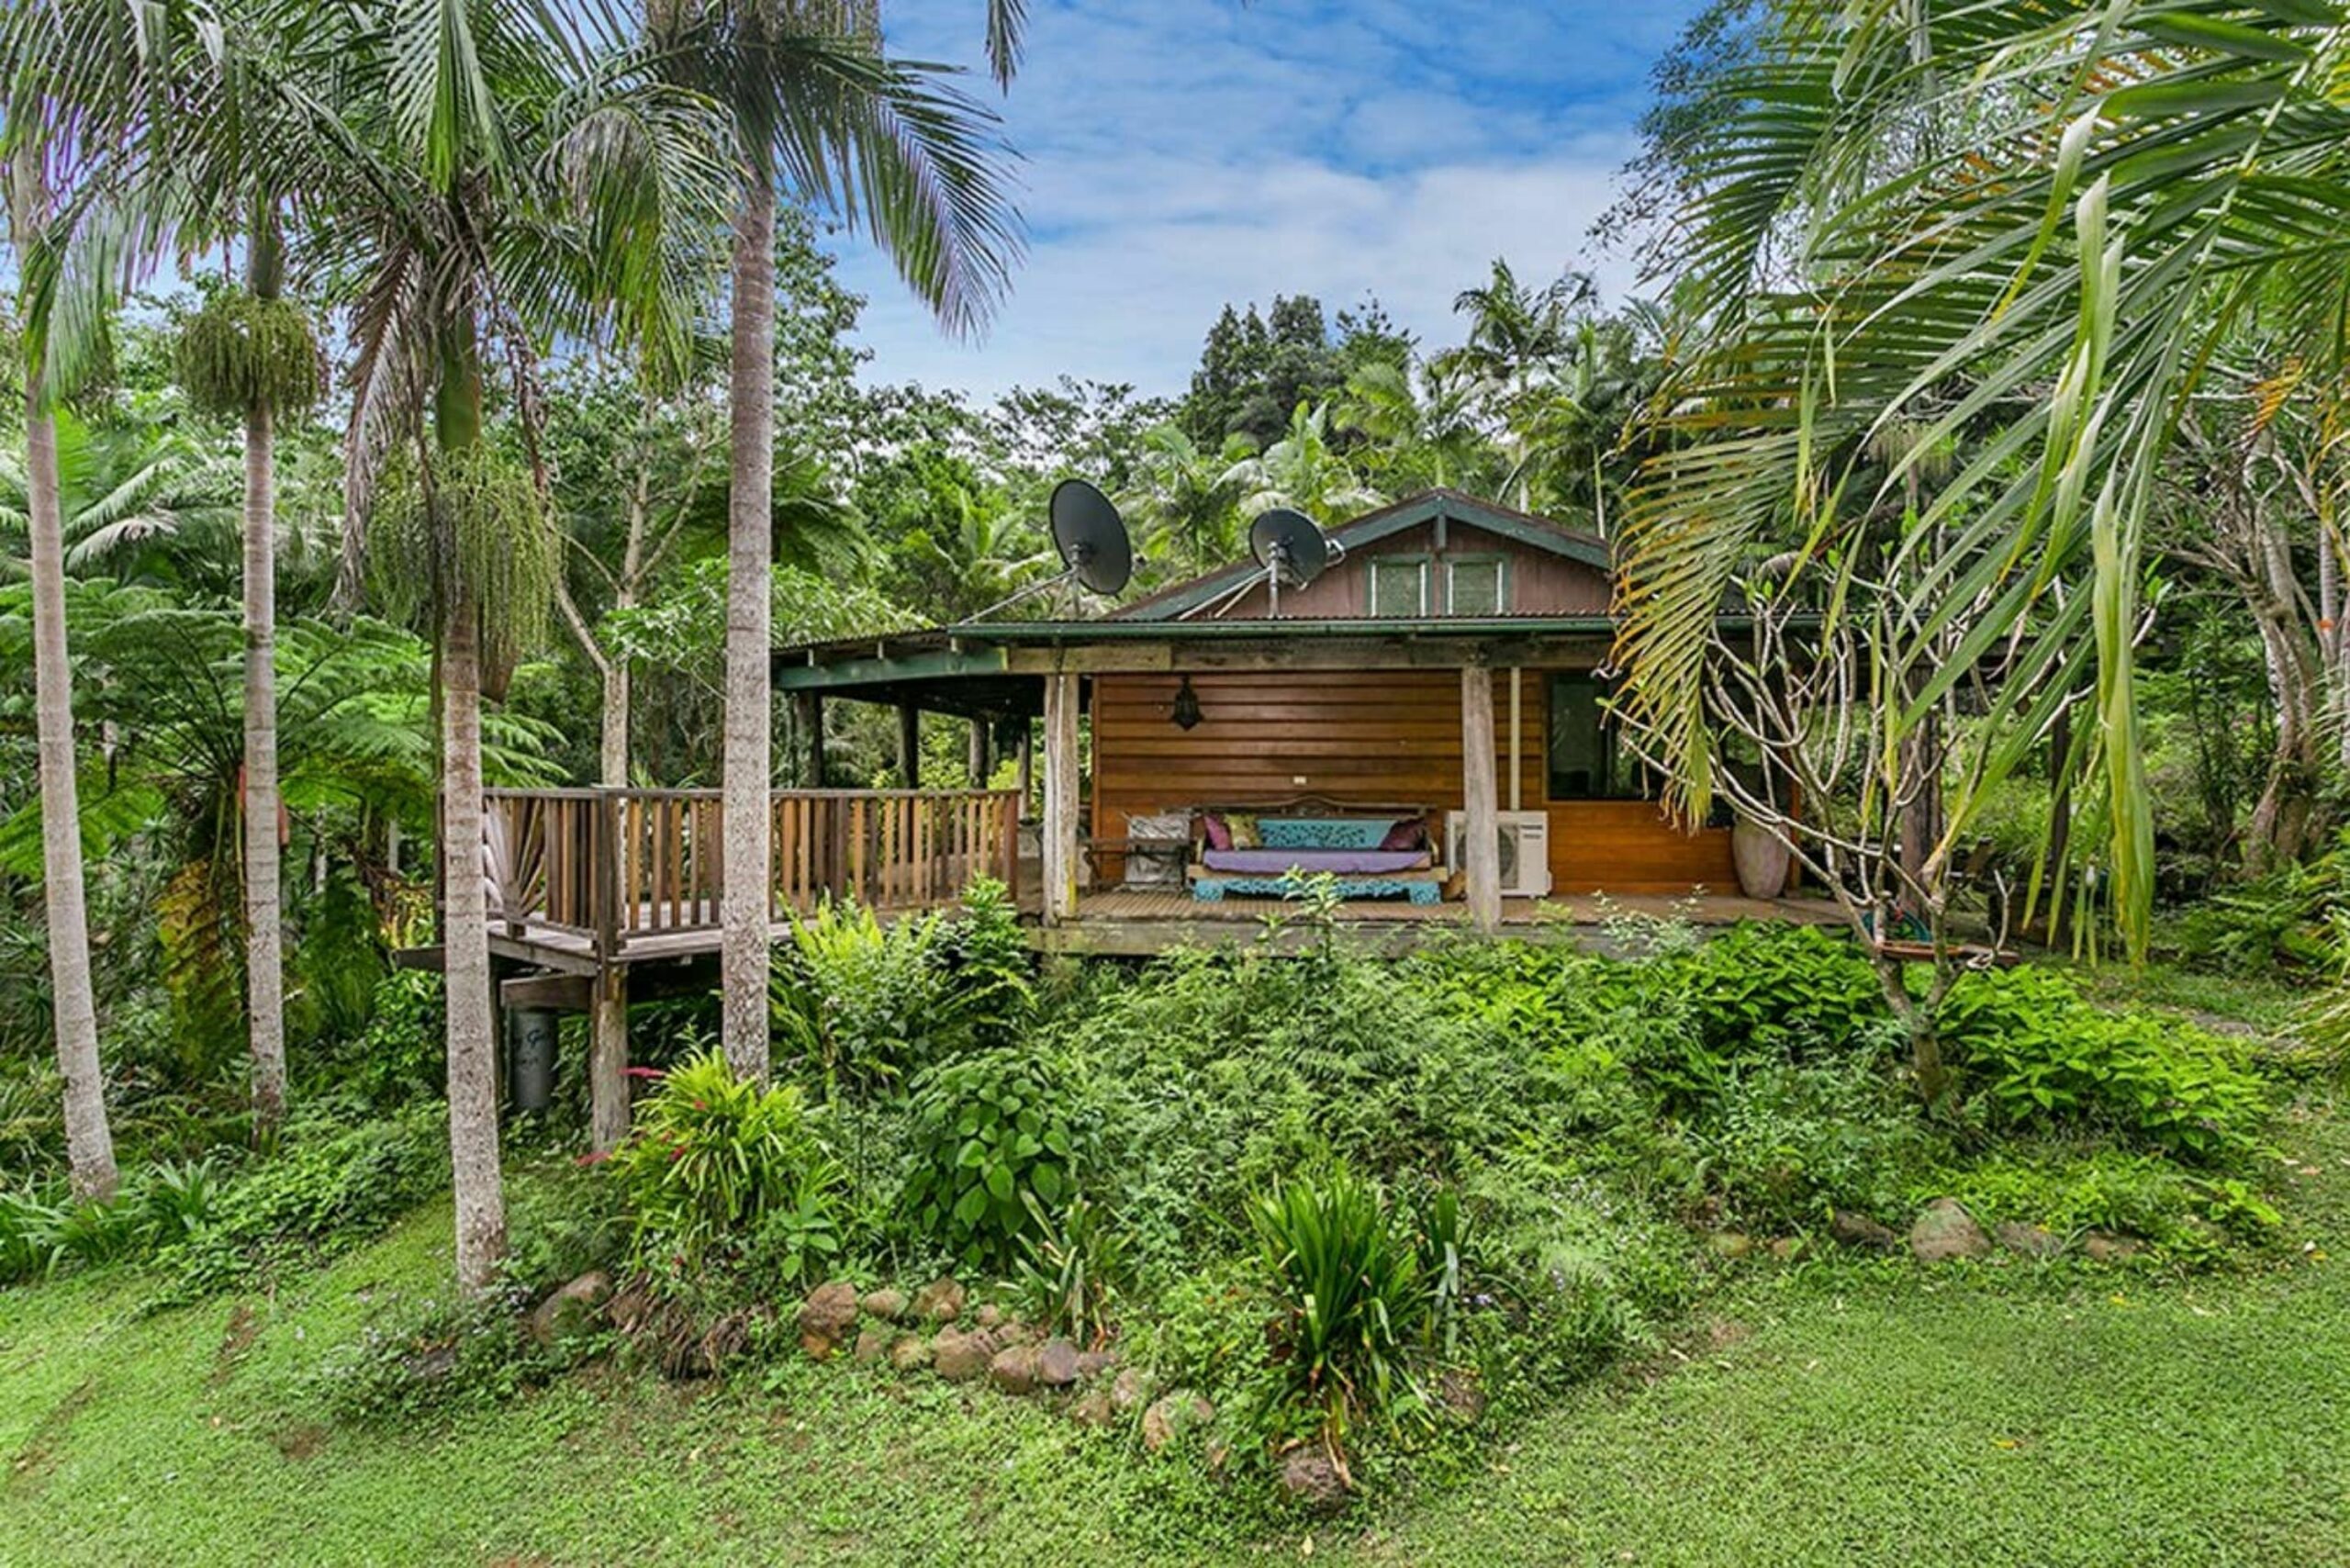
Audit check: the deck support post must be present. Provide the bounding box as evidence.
[797,691,825,788]
[968,717,990,787]
[1041,671,1080,926]
[897,701,921,789]
[1016,721,1035,809]
[1460,665,1503,934]
[588,968,630,1154]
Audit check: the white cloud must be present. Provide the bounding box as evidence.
[834,0,1699,400]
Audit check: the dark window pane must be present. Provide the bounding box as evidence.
[1545,673,1652,801]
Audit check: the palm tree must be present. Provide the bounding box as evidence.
[1120,422,1248,578]
[12,0,332,1140]
[2,161,118,1202]
[1614,0,2350,959]
[1220,402,1383,527]
[249,0,726,1289]
[1449,259,1593,389]
[1335,357,1493,496]
[648,4,1023,1081]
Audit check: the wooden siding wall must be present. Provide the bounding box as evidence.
[1205,521,1611,619]
[1091,670,1737,894]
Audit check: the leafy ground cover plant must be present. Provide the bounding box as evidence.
[1015,1190,1128,1344]
[1939,969,2271,1161]
[153,1107,450,1301]
[901,1047,1081,1271]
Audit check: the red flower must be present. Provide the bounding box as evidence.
[625,1067,666,1081]
[575,1148,612,1167]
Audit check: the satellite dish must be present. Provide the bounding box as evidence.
[1050,478,1134,597]
[1249,508,1337,588]
[1235,507,1347,618]
[962,477,1136,622]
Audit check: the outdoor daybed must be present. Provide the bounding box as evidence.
[1188,802,1444,903]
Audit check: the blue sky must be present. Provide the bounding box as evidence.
[831,0,1707,400]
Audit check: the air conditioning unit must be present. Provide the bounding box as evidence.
[1447,811,1552,899]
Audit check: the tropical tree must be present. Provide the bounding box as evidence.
[246,0,730,1289]
[175,235,323,1139]
[1,161,118,1201]
[1335,357,1493,496]
[647,3,1023,1082]
[1220,401,1382,527]
[1616,0,2350,961]
[1120,422,1248,579]
[1449,259,1592,390]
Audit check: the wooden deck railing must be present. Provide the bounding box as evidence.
[483,787,1022,956]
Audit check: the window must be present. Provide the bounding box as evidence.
[1545,673,1655,801]
[1368,557,1428,616]
[1448,557,1507,616]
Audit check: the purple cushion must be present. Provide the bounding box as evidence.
[1200,812,1232,852]
[1200,848,1433,875]
[1378,818,1427,853]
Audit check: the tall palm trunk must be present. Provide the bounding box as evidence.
[241,230,287,1140]
[436,327,505,1292]
[26,380,119,1203]
[13,165,118,1203]
[242,396,285,1137]
[720,176,775,1083]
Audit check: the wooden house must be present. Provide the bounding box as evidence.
[772,488,1774,948]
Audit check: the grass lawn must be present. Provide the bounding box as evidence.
[6,1091,2348,1564]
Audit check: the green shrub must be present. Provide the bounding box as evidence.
[769,902,959,1093]
[1672,923,1888,1064]
[45,1196,146,1270]
[901,1048,1081,1271]
[137,1157,227,1248]
[0,1189,59,1282]
[160,1106,451,1299]
[329,969,445,1114]
[1249,1166,1428,1462]
[1941,969,2270,1162]
[606,1050,841,1282]
[499,1162,627,1297]
[1697,1055,1942,1230]
[946,877,1035,1052]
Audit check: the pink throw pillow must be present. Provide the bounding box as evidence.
[1200,812,1233,852]
[1379,818,1426,853]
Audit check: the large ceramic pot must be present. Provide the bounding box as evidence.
[1730,816,1792,899]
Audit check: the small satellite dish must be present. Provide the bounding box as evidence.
[1229,507,1346,618]
[1050,478,1134,598]
[1250,508,1336,588]
[962,477,1136,622]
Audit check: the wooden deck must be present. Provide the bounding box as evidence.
[455,783,1842,989]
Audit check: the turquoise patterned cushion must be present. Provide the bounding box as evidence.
[1259,817,1393,851]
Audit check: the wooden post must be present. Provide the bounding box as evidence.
[1507,666,1523,812]
[897,701,922,789]
[588,968,629,1154]
[796,690,825,788]
[968,717,990,787]
[1460,665,1502,934]
[1041,671,1080,925]
[1016,720,1035,812]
